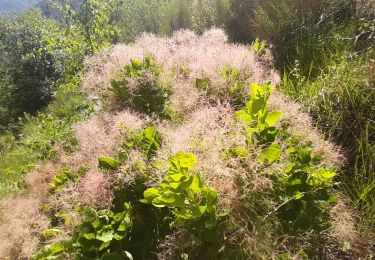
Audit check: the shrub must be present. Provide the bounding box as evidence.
[140,152,219,241]
[235,82,282,145]
[110,58,176,119]
[74,203,133,258]
[0,9,63,128]
[234,82,337,236]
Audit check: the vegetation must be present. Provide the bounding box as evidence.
[0,0,374,259]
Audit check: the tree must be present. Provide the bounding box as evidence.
[0,9,63,130]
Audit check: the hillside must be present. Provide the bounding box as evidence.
[0,0,38,13]
[0,29,371,259]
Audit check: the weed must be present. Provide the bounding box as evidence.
[220,66,249,109]
[140,152,219,241]
[49,167,87,194]
[110,58,177,120]
[235,82,282,145]
[251,37,266,56]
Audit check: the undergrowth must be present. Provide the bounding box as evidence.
[0,79,93,198]
[282,55,375,231]
[33,79,346,259]
[110,57,180,121]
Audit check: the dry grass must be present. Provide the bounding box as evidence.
[82,29,280,116]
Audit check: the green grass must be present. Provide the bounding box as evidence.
[0,81,93,198]
[281,54,375,232]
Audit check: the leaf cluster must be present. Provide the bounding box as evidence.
[74,203,133,258]
[110,58,176,120]
[120,126,162,160]
[251,37,266,56]
[140,152,219,241]
[274,145,337,232]
[235,82,282,146]
[49,167,87,194]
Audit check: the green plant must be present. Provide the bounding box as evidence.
[121,126,162,160]
[271,145,337,233]
[110,57,176,119]
[98,157,121,171]
[74,203,133,258]
[195,78,211,90]
[220,66,249,108]
[140,152,219,241]
[251,37,266,55]
[232,80,336,236]
[235,82,282,145]
[33,240,73,260]
[281,54,375,231]
[49,167,87,194]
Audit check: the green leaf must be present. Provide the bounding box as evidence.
[251,98,265,116]
[143,188,160,202]
[41,229,63,238]
[258,143,281,164]
[130,58,142,70]
[98,157,120,170]
[168,152,197,175]
[285,163,296,173]
[99,241,111,251]
[168,173,185,182]
[226,146,249,159]
[319,168,336,180]
[265,111,282,127]
[235,110,252,123]
[190,175,203,192]
[294,192,304,200]
[205,187,218,205]
[96,225,114,243]
[83,233,96,240]
[153,192,185,208]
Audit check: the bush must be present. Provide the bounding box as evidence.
[110,57,177,120]
[0,80,93,198]
[0,9,63,128]
[282,55,375,230]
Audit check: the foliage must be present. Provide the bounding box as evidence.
[159,0,192,35]
[235,82,282,145]
[234,81,337,236]
[0,80,93,198]
[98,156,120,171]
[109,0,164,42]
[141,152,219,241]
[110,58,177,120]
[121,126,162,160]
[0,9,63,128]
[226,0,256,42]
[251,37,266,56]
[49,167,87,194]
[74,203,133,258]
[220,66,248,109]
[273,144,337,233]
[282,55,375,230]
